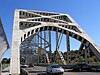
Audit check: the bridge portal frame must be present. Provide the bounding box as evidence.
[10,9,100,75]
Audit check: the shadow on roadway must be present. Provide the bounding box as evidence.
[37,73,62,75]
[29,71,46,73]
[37,72,47,75]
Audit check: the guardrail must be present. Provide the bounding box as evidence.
[34,63,73,69]
[34,63,100,70]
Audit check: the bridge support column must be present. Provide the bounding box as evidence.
[54,29,58,63]
[75,43,84,62]
[85,47,90,64]
[40,32,42,49]
[40,32,42,63]
[49,30,51,62]
[66,32,71,64]
[37,32,40,64]
[10,11,21,74]
[75,50,79,62]
[79,43,84,50]
[10,39,20,75]
[44,31,46,63]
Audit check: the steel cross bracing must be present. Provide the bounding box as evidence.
[20,33,50,64]
[55,29,66,65]
[10,9,100,75]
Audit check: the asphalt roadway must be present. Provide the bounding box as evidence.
[24,66,100,75]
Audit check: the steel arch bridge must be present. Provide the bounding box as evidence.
[10,9,100,75]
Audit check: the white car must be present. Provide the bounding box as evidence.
[46,64,64,75]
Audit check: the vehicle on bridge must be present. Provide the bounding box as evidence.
[46,64,64,75]
[72,62,92,71]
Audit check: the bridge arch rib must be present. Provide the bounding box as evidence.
[21,24,100,61]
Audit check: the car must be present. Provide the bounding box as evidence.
[72,62,92,71]
[46,64,64,75]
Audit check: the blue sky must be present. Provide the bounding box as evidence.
[0,0,100,58]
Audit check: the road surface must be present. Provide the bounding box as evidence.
[24,66,100,75]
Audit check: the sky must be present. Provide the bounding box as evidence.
[0,0,100,58]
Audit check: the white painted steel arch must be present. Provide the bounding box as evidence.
[21,24,100,60]
[10,9,100,75]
